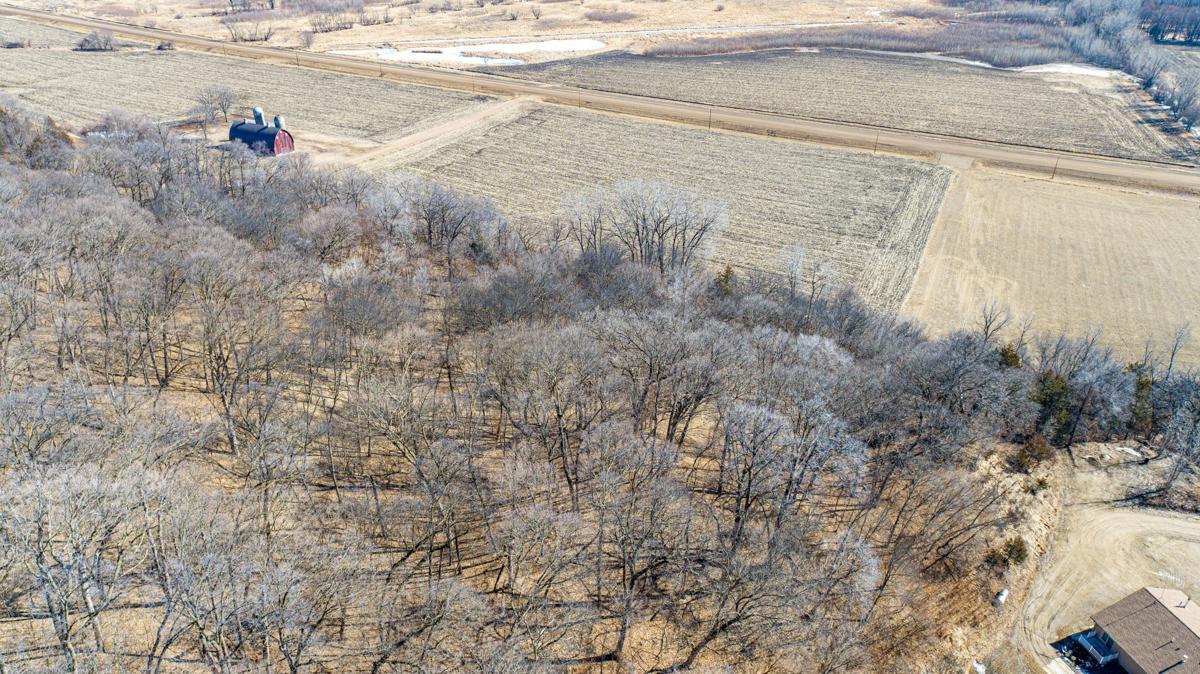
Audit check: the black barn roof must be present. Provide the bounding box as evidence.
[229,121,285,147]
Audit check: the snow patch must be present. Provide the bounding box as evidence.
[852,49,997,69]
[333,47,521,66]
[461,38,607,54]
[849,50,1136,80]
[1016,63,1128,78]
[333,38,607,66]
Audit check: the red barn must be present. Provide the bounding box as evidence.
[228,108,294,156]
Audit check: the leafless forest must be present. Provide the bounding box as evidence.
[0,92,1197,673]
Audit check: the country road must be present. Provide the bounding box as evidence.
[5,3,1200,191]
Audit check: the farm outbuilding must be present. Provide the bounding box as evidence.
[228,106,294,155]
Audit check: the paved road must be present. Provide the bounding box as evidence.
[5,3,1200,191]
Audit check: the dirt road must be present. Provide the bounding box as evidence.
[4,4,1200,192]
[343,96,535,167]
[1006,461,1200,671]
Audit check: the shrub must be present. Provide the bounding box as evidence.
[585,9,636,23]
[221,14,276,42]
[987,536,1030,568]
[309,12,354,32]
[75,31,116,52]
[997,342,1021,369]
[1129,368,1154,435]
[715,264,736,296]
[357,7,392,25]
[1002,537,1029,565]
[1014,434,1054,473]
[1029,477,1049,495]
[1033,370,1071,445]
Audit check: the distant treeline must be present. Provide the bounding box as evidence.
[1142,0,1200,42]
[643,23,1079,68]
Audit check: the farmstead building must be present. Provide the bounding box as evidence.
[1078,587,1200,674]
[228,106,294,156]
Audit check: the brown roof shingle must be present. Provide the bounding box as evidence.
[1093,587,1200,674]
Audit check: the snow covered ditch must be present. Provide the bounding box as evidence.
[849,49,1131,79]
[333,38,607,66]
[1015,63,1129,78]
[851,49,1132,80]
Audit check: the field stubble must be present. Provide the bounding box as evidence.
[902,166,1200,365]
[0,23,490,142]
[0,15,86,47]
[494,48,1197,162]
[368,103,953,311]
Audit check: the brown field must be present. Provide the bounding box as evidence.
[0,14,85,46]
[496,49,1196,162]
[902,165,1200,365]
[367,103,952,310]
[0,22,489,140]
[3,0,918,50]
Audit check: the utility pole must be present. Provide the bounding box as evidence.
[1051,158,1060,181]
[872,130,880,154]
[708,107,713,131]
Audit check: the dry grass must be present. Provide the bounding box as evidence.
[902,166,1200,365]
[0,32,490,140]
[3,0,919,50]
[998,452,1200,669]
[367,103,952,310]
[496,48,1197,162]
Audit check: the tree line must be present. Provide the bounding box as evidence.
[1142,0,1200,42]
[939,0,1200,133]
[0,96,1196,672]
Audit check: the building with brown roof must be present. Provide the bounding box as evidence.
[1084,587,1200,674]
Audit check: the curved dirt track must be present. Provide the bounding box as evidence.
[1011,469,1200,669]
[4,4,1200,192]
